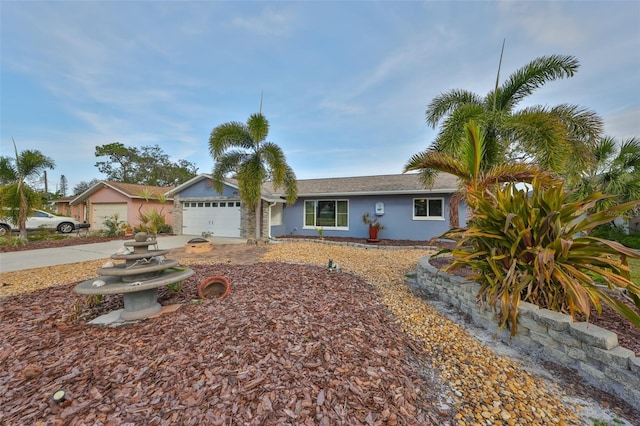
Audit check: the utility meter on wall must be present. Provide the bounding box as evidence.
[375,202,384,216]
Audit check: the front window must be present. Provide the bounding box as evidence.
[304,200,348,229]
[413,198,444,220]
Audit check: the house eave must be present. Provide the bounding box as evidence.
[273,188,456,198]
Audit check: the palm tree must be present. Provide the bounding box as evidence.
[424,51,603,181]
[571,136,640,211]
[404,120,555,227]
[209,112,297,240]
[0,141,55,240]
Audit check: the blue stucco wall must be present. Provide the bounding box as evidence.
[275,194,463,241]
[270,223,286,237]
[177,179,239,198]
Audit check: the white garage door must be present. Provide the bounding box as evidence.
[182,201,241,238]
[92,203,128,230]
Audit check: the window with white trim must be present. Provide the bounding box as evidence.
[304,200,348,229]
[413,198,444,220]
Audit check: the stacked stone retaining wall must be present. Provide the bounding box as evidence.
[416,256,640,409]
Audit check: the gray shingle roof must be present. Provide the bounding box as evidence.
[263,173,458,197]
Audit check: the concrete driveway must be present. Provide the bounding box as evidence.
[0,235,247,273]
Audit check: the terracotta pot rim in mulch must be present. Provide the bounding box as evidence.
[197,276,231,300]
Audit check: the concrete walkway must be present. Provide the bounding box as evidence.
[0,235,247,273]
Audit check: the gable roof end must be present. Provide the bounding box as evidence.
[70,181,174,205]
[165,174,242,197]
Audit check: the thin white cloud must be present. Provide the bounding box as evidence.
[230,7,295,37]
[603,107,640,139]
[318,101,365,115]
[497,1,586,48]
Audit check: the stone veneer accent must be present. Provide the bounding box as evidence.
[172,196,183,235]
[416,255,640,409]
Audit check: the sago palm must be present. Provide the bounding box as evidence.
[404,120,554,227]
[424,53,602,180]
[209,113,297,240]
[0,140,55,240]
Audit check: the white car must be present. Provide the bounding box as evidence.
[0,209,90,235]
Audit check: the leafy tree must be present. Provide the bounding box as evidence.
[421,51,603,183]
[95,143,136,182]
[95,142,198,186]
[73,178,101,195]
[571,136,640,211]
[0,141,55,240]
[209,112,297,239]
[404,120,555,226]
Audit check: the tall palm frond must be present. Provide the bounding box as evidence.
[433,103,487,155]
[498,55,579,108]
[0,157,18,184]
[426,89,483,127]
[209,112,297,239]
[0,141,55,240]
[208,123,254,158]
[405,121,545,227]
[246,113,269,143]
[211,150,248,193]
[418,51,602,188]
[570,136,640,211]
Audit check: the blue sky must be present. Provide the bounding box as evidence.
[2,1,639,193]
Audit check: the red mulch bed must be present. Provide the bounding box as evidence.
[0,236,134,253]
[0,263,449,425]
[428,256,640,356]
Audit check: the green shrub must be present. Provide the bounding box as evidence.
[27,228,68,242]
[0,236,27,248]
[102,213,126,237]
[622,235,640,249]
[138,209,168,236]
[591,224,640,249]
[443,179,640,336]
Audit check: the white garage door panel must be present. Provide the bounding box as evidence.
[92,203,128,230]
[182,201,241,238]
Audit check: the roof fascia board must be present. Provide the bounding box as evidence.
[166,174,241,197]
[275,188,456,198]
[165,174,211,196]
[69,181,109,205]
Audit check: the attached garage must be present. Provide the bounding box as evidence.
[182,201,241,237]
[92,203,128,230]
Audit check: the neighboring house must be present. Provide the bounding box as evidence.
[169,173,462,241]
[58,181,175,231]
[53,196,76,218]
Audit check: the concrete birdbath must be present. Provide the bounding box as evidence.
[74,232,194,321]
